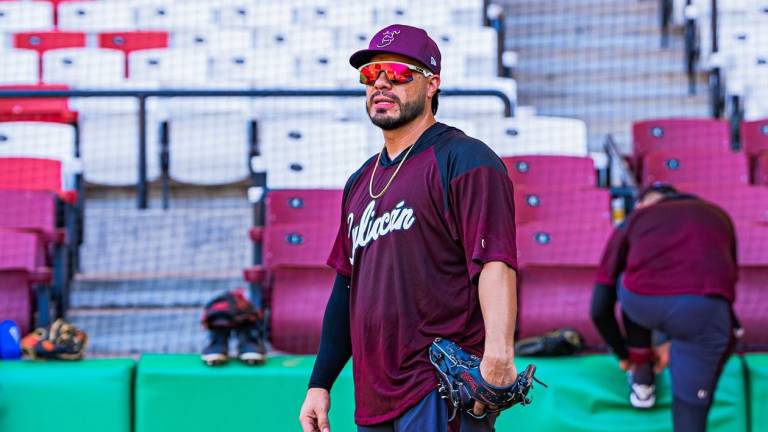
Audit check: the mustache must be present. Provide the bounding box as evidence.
[369,91,400,104]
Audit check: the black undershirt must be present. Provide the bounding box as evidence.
[308,273,352,391]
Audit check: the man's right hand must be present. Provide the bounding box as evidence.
[299,388,331,432]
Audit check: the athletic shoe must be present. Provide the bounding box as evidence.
[627,361,656,409]
[235,326,266,365]
[202,328,230,366]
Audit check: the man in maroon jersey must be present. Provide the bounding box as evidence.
[591,182,738,432]
[298,24,519,431]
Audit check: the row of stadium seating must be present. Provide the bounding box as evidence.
[0,0,489,31]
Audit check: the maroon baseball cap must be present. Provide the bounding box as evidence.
[349,24,442,74]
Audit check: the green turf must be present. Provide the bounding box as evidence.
[0,358,134,432]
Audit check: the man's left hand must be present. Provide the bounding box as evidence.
[472,354,517,417]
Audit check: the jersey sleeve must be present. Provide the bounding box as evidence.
[595,223,629,286]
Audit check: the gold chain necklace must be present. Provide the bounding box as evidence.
[368,143,417,199]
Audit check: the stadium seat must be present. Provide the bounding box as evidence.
[0,51,39,85]
[0,190,58,242]
[734,224,768,349]
[167,111,251,185]
[756,151,768,185]
[129,49,209,86]
[171,29,253,53]
[0,84,78,124]
[0,158,75,205]
[218,2,293,28]
[374,0,485,28]
[210,51,295,86]
[314,3,376,27]
[0,1,53,32]
[136,1,215,30]
[262,221,338,354]
[641,150,750,186]
[0,229,48,335]
[514,187,611,225]
[99,31,169,78]
[503,155,597,190]
[335,27,374,52]
[674,184,768,223]
[297,53,357,87]
[472,116,588,157]
[14,31,87,81]
[429,27,498,78]
[58,1,136,32]
[257,120,368,189]
[42,48,125,87]
[266,189,343,225]
[253,28,334,55]
[742,119,768,156]
[632,118,731,161]
[0,122,79,189]
[516,222,614,346]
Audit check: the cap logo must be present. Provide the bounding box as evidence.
[430,56,437,66]
[376,30,400,48]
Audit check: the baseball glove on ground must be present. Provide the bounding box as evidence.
[429,337,546,421]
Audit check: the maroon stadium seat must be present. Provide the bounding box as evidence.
[756,152,768,185]
[0,189,61,244]
[733,224,768,349]
[641,150,749,186]
[674,184,768,223]
[741,119,768,157]
[514,186,611,225]
[632,118,731,159]
[13,31,86,82]
[503,155,596,190]
[0,229,50,335]
[263,222,338,353]
[0,84,77,124]
[516,222,613,346]
[98,31,169,78]
[265,189,342,225]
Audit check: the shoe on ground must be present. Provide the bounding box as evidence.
[202,328,230,366]
[235,326,266,365]
[627,362,656,409]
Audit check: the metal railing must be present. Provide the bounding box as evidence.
[0,88,515,209]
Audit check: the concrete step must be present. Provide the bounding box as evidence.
[80,207,252,275]
[504,14,662,38]
[507,34,684,52]
[84,185,251,210]
[505,0,658,16]
[70,274,243,309]
[68,307,205,355]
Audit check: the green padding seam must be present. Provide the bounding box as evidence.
[0,358,134,432]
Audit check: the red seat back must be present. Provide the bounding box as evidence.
[515,187,611,225]
[756,152,768,185]
[0,190,57,237]
[517,222,613,267]
[266,189,342,225]
[503,155,595,190]
[734,267,768,350]
[13,31,86,54]
[642,150,749,186]
[0,229,40,272]
[0,157,63,193]
[98,32,169,78]
[632,118,731,159]
[263,223,337,268]
[741,119,768,157]
[0,85,77,124]
[675,184,768,223]
[738,224,768,266]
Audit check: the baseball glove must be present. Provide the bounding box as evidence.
[21,319,88,360]
[429,337,545,421]
[201,289,262,330]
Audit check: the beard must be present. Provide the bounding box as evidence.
[367,91,427,131]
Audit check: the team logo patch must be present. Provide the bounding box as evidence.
[430,56,437,66]
[376,30,400,48]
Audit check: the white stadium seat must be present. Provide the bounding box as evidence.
[472,116,589,157]
[43,48,126,87]
[430,27,498,78]
[437,77,517,118]
[0,50,39,85]
[218,2,293,28]
[251,97,343,120]
[137,1,215,30]
[129,49,209,86]
[297,53,357,87]
[0,122,80,189]
[374,0,485,28]
[257,119,368,189]
[210,51,296,86]
[335,28,374,51]
[172,30,253,52]
[168,112,252,185]
[58,1,136,32]
[0,1,52,32]
[254,28,334,55]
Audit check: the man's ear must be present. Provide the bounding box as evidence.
[428,75,441,97]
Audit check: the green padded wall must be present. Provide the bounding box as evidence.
[0,359,134,432]
[135,354,748,432]
[135,355,356,432]
[497,355,747,432]
[747,354,768,432]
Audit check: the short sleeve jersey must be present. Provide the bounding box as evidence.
[595,195,738,302]
[326,122,518,425]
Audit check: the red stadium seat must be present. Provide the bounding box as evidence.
[14,31,87,81]
[266,189,343,225]
[741,119,768,157]
[756,152,768,185]
[0,190,61,244]
[641,150,749,186]
[98,32,169,78]
[733,225,768,349]
[632,118,731,159]
[263,223,337,268]
[514,187,611,225]
[503,155,596,190]
[0,157,75,203]
[0,229,50,335]
[516,223,613,346]
[0,84,77,124]
[674,184,768,223]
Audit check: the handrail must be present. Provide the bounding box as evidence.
[0,87,514,208]
[604,134,638,190]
